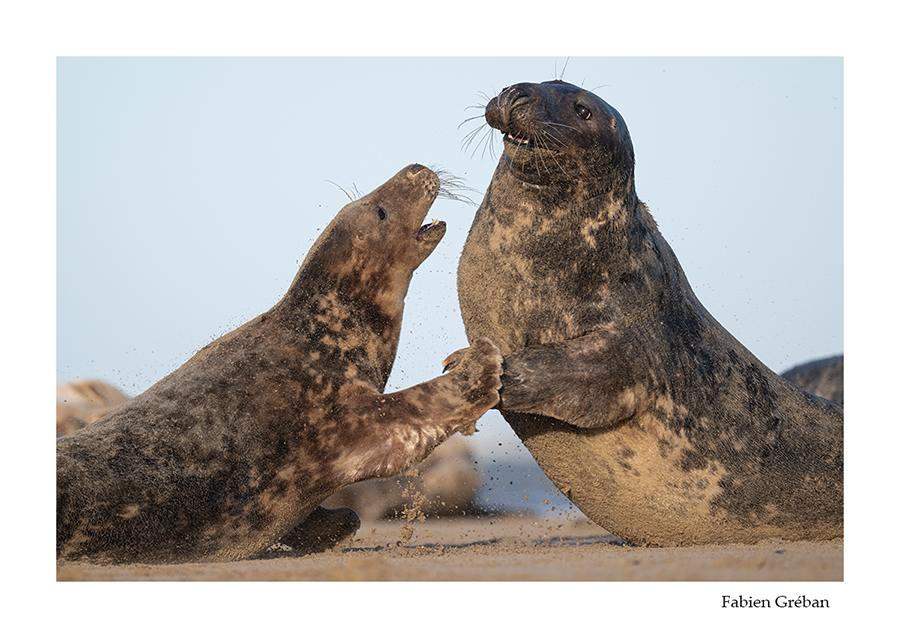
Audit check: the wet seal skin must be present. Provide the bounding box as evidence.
[454,80,843,546]
[57,164,502,563]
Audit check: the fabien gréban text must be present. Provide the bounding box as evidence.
[722,595,829,609]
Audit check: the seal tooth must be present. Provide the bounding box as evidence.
[417,219,442,238]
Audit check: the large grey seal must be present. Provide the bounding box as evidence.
[58,164,502,563]
[455,80,843,546]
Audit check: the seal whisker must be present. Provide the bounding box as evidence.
[535,126,568,150]
[461,122,498,161]
[460,121,487,149]
[530,130,572,180]
[554,57,570,81]
[541,120,581,137]
[323,179,360,201]
[459,93,500,160]
[460,98,502,162]
[430,166,479,206]
[460,125,481,151]
[507,137,528,167]
[473,90,494,106]
[458,112,487,128]
[540,129,576,178]
[530,132,551,178]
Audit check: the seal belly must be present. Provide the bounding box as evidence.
[505,411,729,545]
[507,401,841,546]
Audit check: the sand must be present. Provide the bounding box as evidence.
[49,468,854,636]
[56,511,842,582]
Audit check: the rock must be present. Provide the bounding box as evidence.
[322,434,480,520]
[56,379,129,436]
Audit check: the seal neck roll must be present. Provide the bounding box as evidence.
[490,158,640,235]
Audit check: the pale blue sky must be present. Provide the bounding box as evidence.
[57,58,842,471]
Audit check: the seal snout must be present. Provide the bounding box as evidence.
[486,84,536,136]
[406,163,441,195]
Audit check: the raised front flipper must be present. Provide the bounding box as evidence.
[472,333,648,431]
[333,337,502,485]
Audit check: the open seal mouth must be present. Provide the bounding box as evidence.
[503,132,532,146]
[416,219,446,241]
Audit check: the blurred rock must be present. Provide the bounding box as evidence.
[56,379,129,436]
[781,355,843,404]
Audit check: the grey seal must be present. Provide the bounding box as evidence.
[781,355,843,404]
[58,164,502,563]
[455,80,842,546]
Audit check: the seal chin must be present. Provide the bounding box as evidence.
[417,219,445,239]
[415,220,447,251]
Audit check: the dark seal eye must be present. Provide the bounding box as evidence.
[575,104,592,120]
[377,206,387,221]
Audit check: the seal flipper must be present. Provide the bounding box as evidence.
[333,337,502,483]
[274,505,360,555]
[498,333,648,430]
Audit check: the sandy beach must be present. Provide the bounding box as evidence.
[56,510,842,582]
[55,437,843,583]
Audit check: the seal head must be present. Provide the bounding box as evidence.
[486,80,634,190]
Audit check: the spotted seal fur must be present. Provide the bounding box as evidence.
[455,80,843,546]
[57,164,502,563]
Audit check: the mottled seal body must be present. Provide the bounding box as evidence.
[58,164,502,563]
[457,81,842,545]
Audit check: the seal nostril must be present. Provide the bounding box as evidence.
[487,85,535,131]
[507,88,532,108]
[497,85,533,109]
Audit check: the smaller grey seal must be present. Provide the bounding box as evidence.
[781,355,843,404]
[57,164,502,563]
[456,80,843,546]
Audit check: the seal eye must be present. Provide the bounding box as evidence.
[377,206,387,221]
[575,104,592,120]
